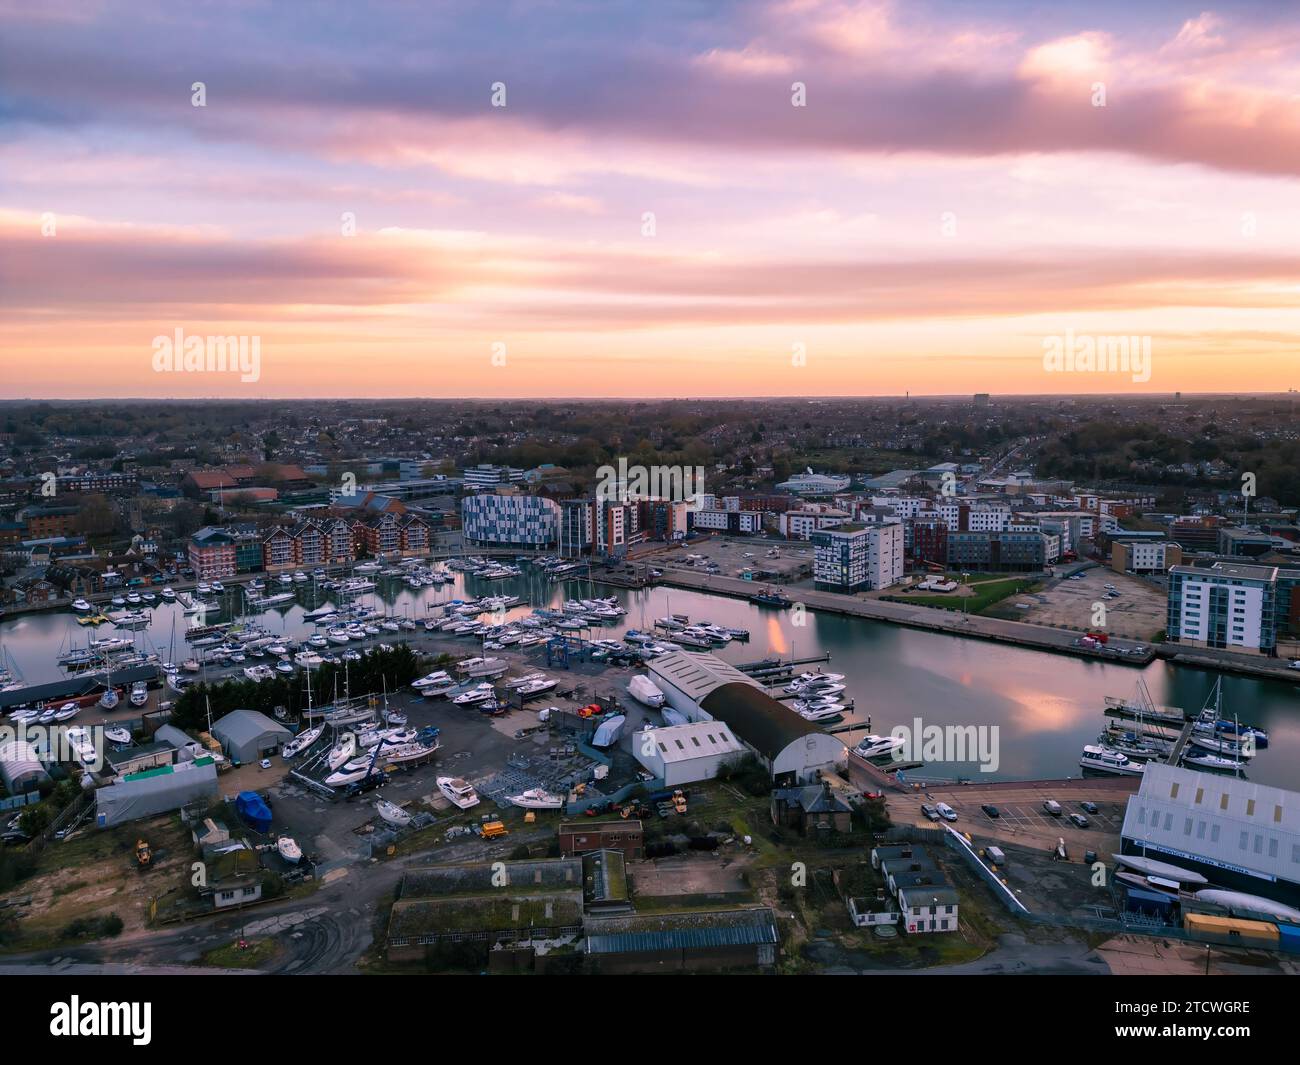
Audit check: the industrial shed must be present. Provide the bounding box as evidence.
[210,709,292,764]
[699,683,845,785]
[95,760,219,827]
[387,858,586,963]
[0,739,51,795]
[583,907,779,973]
[153,724,198,758]
[647,651,844,784]
[632,720,745,786]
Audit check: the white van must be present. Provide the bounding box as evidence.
[986,846,1007,867]
[1042,799,1063,817]
[935,802,958,822]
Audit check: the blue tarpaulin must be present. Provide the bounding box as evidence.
[235,790,272,832]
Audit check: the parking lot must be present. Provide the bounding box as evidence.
[641,536,813,583]
[889,777,1137,856]
[960,796,1126,835]
[1000,565,1165,640]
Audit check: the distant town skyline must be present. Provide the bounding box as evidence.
[3,0,1299,398]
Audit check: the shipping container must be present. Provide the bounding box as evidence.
[1184,913,1279,947]
[1278,922,1300,955]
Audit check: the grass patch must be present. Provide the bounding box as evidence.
[891,578,1042,615]
[202,937,281,969]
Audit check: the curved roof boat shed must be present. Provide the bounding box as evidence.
[0,739,52,795]
[648,651,844,785]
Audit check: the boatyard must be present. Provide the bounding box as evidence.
[1,548,1297,979]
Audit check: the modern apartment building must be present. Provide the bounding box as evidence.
[461,493,559,547]
[188,526,238,579]
[780,508,849,540]
[639,499,690,540]
[1166,562,1278,654]
[1113,540,1182,574]
[935,501,1010,532]
[692,509,761,535]
[560,498,594,553]
[908,516,948,566]
[461,464,525,490]
[946,530,1048,572]
[811,522,904,592]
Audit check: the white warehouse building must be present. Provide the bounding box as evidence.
[632,721,746,786]
[646,651,845,785]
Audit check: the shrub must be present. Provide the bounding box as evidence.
[59,913,124,941]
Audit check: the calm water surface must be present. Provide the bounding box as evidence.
[3,571,1296,786]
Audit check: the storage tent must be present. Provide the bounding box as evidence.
[95,760,218,827]
[210,709,292,764]
[0,739,52,795]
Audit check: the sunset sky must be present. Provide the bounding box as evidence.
[2,0,1299,398]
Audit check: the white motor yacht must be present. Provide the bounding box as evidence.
[437,776,480,809]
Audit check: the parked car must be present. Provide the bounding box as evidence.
[981,804,1000,819]
[1068,813,1091,829]
[1080,801,1099,815]
[921,803,942,822]
[935,802,958,822]
[1042,799,1063,817]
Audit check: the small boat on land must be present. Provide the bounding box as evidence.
[508,787,565,810]
[1193,889,1300,924]
[280,725,323,759]
[628,674,666,708]
[591,714,626,748]
[325,764,376,788]
[276,837,302,864]
[326,737,357,770]
[438,776,480,809]
[375,798,412,827]
[1113,853,1208,885]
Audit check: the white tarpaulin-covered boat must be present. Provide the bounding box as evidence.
[591,714,626,748]
[627,674,666,708]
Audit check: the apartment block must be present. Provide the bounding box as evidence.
[811,521,904,592]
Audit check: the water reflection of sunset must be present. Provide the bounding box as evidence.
[1001,686,1080,735]
[766,618,788,656]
